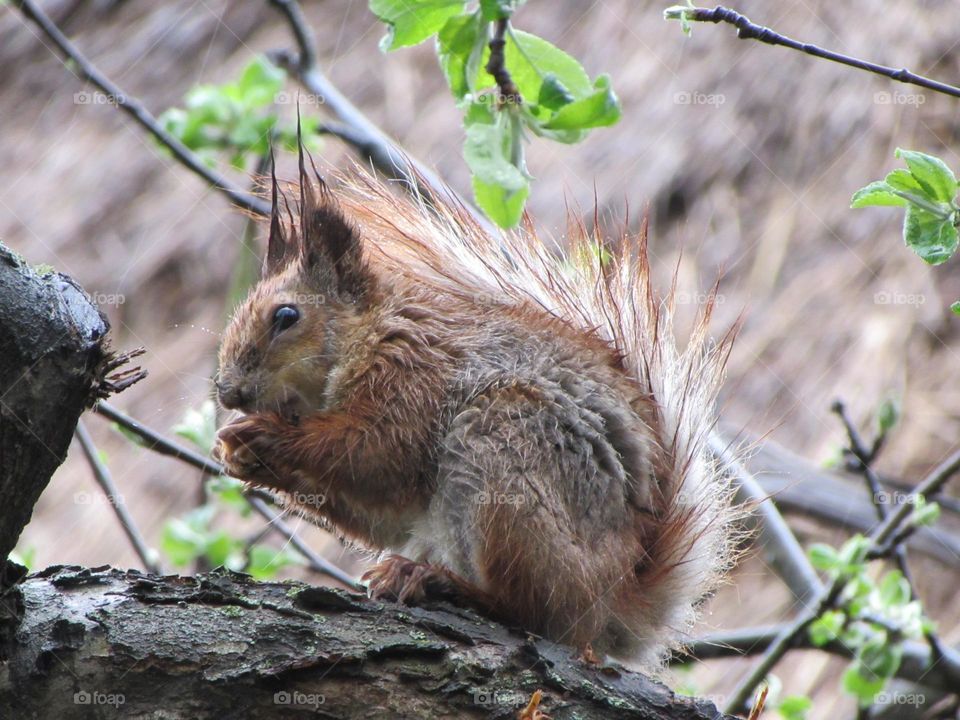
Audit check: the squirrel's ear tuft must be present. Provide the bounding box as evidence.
[295,116,373,305]
[263,146,295,277]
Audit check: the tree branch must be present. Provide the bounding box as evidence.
[73,421,161,575]
[681,625,960,694]
[11,0,271,217]
[0,565,734,719]
[710,434,824,606]
[665,5,960,99]
[723,441,960,714]
[265,0,500,237]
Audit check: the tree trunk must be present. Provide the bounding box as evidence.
[0,243,110,566]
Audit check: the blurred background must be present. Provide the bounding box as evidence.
[1,0,959,716]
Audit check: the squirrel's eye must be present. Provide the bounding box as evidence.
[272,305,299,334]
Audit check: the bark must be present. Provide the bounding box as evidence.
[0,243,110,566]
[0,565,732,720]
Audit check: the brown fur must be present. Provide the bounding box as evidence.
[215,147,735,667]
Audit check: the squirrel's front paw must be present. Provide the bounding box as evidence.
[214,414,295,488]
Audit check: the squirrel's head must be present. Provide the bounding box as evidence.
[216,145,375,419]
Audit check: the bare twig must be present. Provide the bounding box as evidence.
[12,0,271,217]
[74,421,161,574]
[666,5,960,99]
[265,0,499,237]
[486,19,522,103]
[91,402,360,589]
[832,400,947,664]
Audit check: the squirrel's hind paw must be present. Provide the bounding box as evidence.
[362,555,479,608]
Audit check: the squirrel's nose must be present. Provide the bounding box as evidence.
[216,380,251,410]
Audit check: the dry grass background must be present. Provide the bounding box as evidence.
[2,0,960,716]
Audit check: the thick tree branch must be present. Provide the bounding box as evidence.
[0,244,113,565]
[665,5,960,99]
[0,565,733,720]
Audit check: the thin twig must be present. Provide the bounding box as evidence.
[74,421,161,574]
[92,402,359,588]
[485,18,522,103]
[12,0,271,217]
[265,0,500,237]
[668,5,960,99]
[724,443,960,714]
[832,400,947,664]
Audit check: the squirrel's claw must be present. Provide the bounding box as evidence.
[214,413,292,487]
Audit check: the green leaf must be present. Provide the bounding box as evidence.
[850,181,907,208]
[910,497,940,527]
[885,168,926,195]
[903,203,959,265]
[895,148,958,203]
[951,301,960,315]
[859,637,902,681]
[463,109,529,227]
[473,175,529,229]
[875,398,900,435]
[370,0,466,50]
[437,11,484,100]
[479,0,525,20]
[236,57,285,108]
[246,544,304,580]
[878,570,911,606]
[842,665,886,706]
[809,610,845,646]
[538,74,575,111]
[778,695,812,720]
[474,30,592,121]
[542,74,621,131]
[808,543,839,571]
[173,400,219,455]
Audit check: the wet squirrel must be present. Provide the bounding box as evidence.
[214,144,735,666]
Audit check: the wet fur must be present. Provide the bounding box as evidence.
[215,151,736,667]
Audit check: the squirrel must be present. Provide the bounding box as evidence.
[213,142,736,667]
